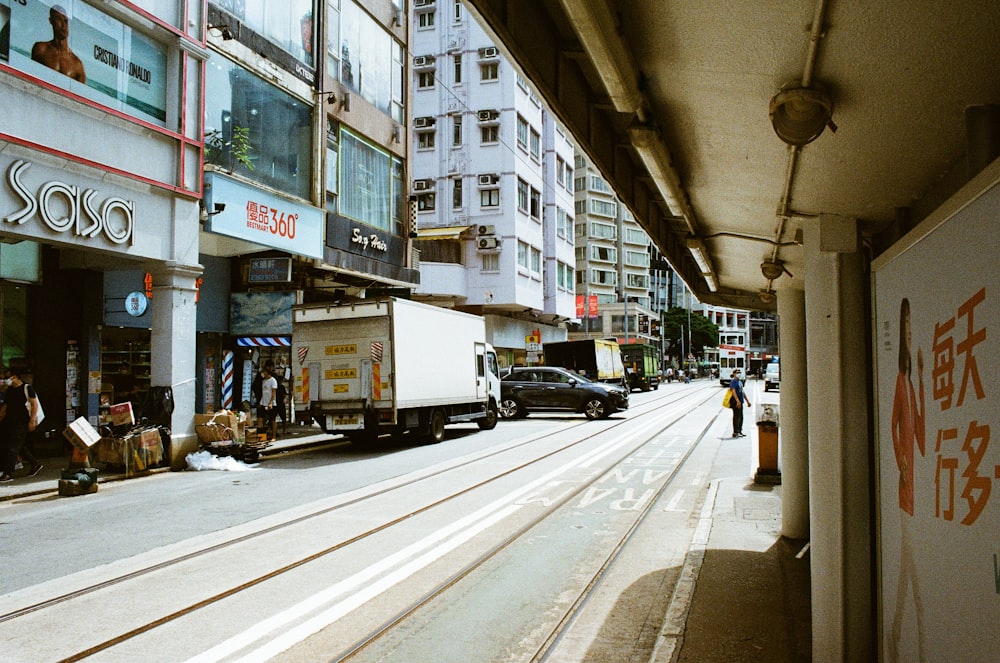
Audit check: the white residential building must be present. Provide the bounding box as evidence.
[410,1,577,365]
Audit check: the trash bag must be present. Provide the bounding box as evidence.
[185,449,257,472]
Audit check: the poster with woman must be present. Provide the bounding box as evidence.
[872,162,1000,661]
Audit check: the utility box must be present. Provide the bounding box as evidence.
[755,404,781,484]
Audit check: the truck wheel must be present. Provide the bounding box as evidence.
[478,401,499,430]
[426,409,446,443]
[583,397,609,420]
[499,397,525,419]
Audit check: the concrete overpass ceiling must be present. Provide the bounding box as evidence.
[463,0,1000,309]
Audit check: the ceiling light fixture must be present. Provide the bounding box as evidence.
[685,237,719,293]
[558,0,643,116]
[760,259,793,280]
[769,84,835,146]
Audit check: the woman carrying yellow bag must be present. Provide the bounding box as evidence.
[727,369,751,437]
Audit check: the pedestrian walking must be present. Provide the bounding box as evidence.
[729,368,750,437]
[0,368,43,482]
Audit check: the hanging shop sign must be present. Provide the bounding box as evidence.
[204,173,324,259]
[3,160,134,245]
[124,291,148,317]
[248,257,293,284]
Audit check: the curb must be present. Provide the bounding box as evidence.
[648,478,720,663]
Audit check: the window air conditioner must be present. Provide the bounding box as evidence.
[478,237,500,250]
[478,174,498,186]
[481,47,498,58]
[414,116,434,128]
[414,56,428,67]
[478,224,495,235]
[413,180,431,191]
[477,109,498,122]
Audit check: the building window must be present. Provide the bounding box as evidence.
[454,0,463,22]
[516,115,529,150]
[530,246,541,273]
[590,199,617,217]
[625,227,647,244]
[452,115,463,146]
[517,178,529,213]
[417,131,436,149]
[217,0,315,65]
[558,262,573,289]
[557,209,573,240]
[529,129,541,160]
[416,193,436,211]
[626,250,649,266]
[482,252,500,271]
[452,177,463,209]
[591,221,617,239]
[418,71,435,88]
[627,273,649,289]
[529,187,540,219]
[592,269,617,285]
[333,0,406,123]
[418,11,435,28]
[205,53,312,200]
[454,54,462,84]
[591,245,617,262]
[556,156,566,186]
[340,128,402,233]
[517,241,529,269]
[481,188,500,207]
[590,175,612,193]
[325,128,339,213]
[480,62,499,81]
[480,125,499,144]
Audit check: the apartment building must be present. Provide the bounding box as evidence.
[409,0,577,365]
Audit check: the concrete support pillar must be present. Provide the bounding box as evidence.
[804,215,873,662]
[150,261,203,469]
[777,287,809,539]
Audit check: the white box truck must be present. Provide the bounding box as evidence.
[292,297,500,443]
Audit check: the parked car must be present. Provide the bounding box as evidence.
[499,366,629,420]
[764,362,781,391]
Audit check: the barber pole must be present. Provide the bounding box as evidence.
[222,351,234,409]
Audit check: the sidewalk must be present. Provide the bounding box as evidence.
[0,423,339,502]
[651,420,812,662]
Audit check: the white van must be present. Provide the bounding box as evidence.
[764,362,781,391]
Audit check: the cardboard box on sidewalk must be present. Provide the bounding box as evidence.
[109,402,135,427]
[63,417,102,452]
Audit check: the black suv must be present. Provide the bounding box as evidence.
[499,366,629,420]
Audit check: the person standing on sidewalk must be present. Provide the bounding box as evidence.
[729,368,750,437]
[0,368,43,482]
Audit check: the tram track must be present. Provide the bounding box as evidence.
[2,382,719,662]
[330,388,721,662]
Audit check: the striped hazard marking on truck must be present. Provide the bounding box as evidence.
[372,363,382,400]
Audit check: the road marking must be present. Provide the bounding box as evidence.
[664,489,685,511]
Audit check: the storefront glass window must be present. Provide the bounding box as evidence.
[340,128,402,232]
[204,53,313,200]
[214,0,315,65]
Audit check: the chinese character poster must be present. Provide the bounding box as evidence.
[873,165,1000,662]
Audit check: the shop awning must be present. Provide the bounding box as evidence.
[415,225,470,239]
[237,337,290,347]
